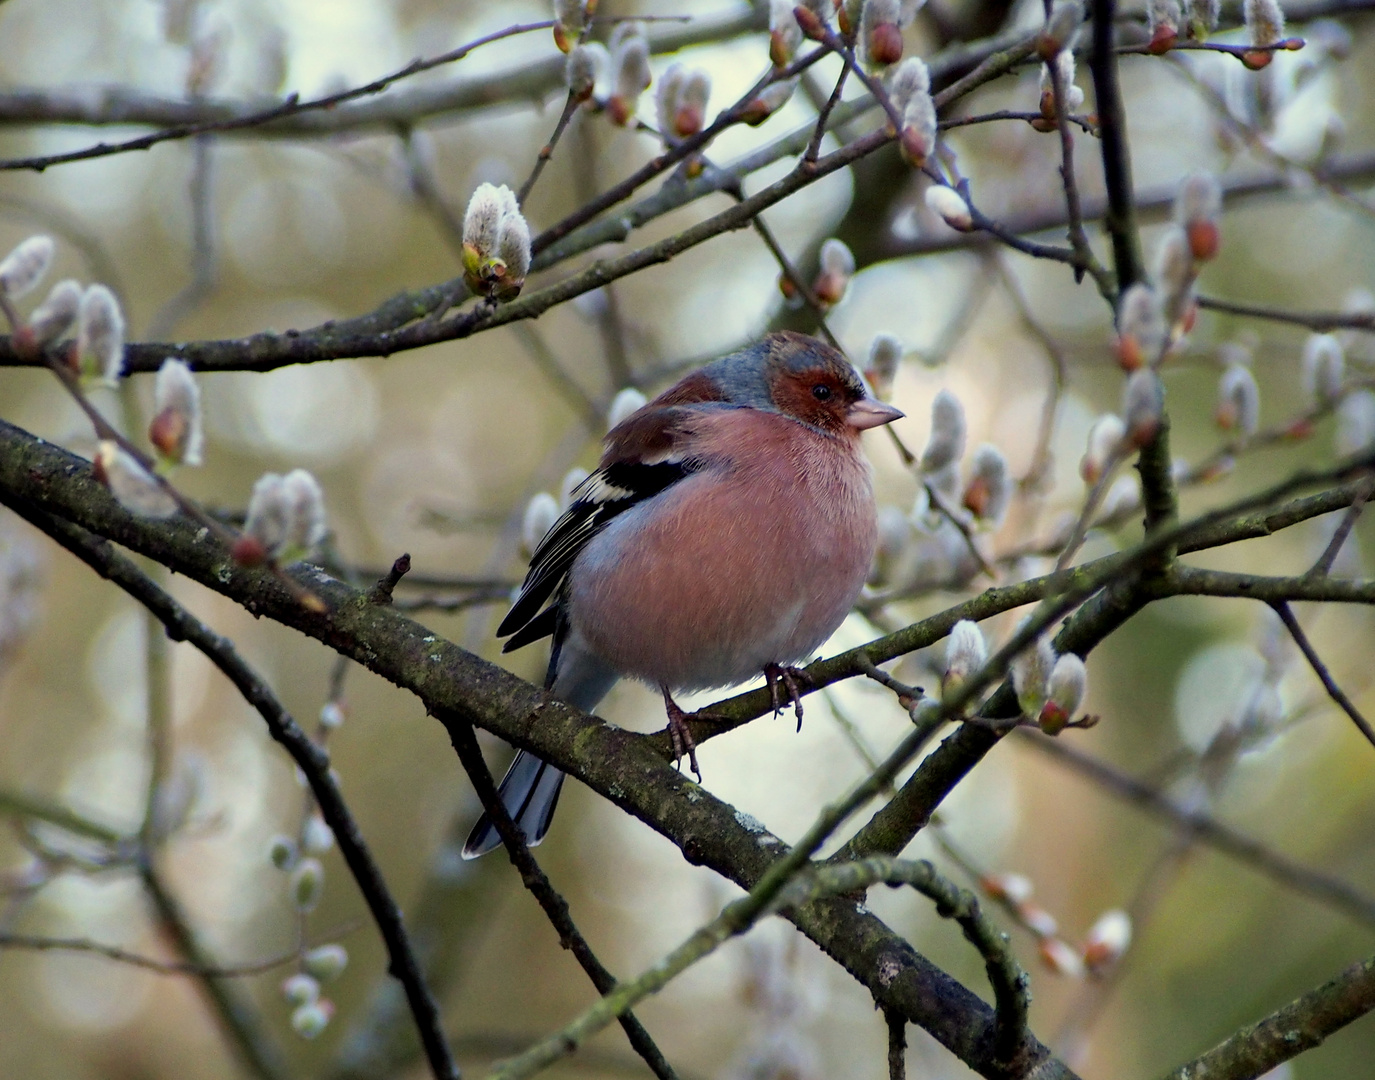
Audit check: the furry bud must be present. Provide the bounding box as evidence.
[26,278,81,347]
[0,235,54,299]
[76,284,125,384]
[925,185,973,231]
[1301,333,1344,406]
[1081,414,1126,483]
[93,442,176,518]
[150,358,204,467]
[921,389,966,473]
[1083,909,1132,972]
[565,43,604,101]
[864,334,903,400]
[1216,363,1260,436]
[943,619,987,698]
[1039,652,1087,734]
[963,444,1010,525]
[1114,283,1166,371]
[522,492,560,556]
[607,387,648,429]
[1122,369,1165,448]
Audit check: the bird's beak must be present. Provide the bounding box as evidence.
[847,398,905,430]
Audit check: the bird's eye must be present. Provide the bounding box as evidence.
[811,384,833,402]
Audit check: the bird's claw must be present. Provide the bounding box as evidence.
[661,687,703,782]
[764,663,811,731]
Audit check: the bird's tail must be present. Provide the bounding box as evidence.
[461,639,619,859]
[461,750,566,858]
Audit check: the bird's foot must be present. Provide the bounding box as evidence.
[764,663,812,731]
[661,687,703,782]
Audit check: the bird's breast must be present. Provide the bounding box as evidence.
[568,426,877,692]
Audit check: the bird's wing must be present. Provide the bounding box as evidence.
[497,405,712,650]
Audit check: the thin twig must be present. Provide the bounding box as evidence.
[887,1009,908,1080]
[1197,295,1375,333]
[20,512,460,1080]
[447,722,681,1080]
[0,21,572,173]
[804,66,849,163]
[1046,47,1112,297]
[0,931,311,977]
[517,91,582,207]
[1016,731,1375,925]
[1270,601,1375,750]
[1306,476,1374,576]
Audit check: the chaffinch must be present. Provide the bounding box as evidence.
[463,331,903,857]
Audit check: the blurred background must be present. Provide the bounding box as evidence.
[0,0,1373,1078]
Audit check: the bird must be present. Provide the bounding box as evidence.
[463,331,903,857]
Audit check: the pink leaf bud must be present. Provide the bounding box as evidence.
[281,972,320,1007]
[675,69,711,138]
[565,43,604,101]
[93,442,177,518]
[290,1000,334,1040]
[793,0,832,40]
[609,31,651,126]
[924,185,973,231]
[1114,283,1166,371]
[1153,227,1195,328]
[1148,0,1182,50]
[522,492,560,555]
[943,618,987,698]
[302,813,334,854]
[320,701,345,730]
[1022,904,1060,939]
[1122,369,1165,448]
[269,834,298,870]
[1081,414,1126,483]
[559,466,590,510]
[814,238,855,305]
[769,0,803,65]
[655,63,688,139]
[742,78,797,124]
[1301,333,1344,406]
[1336,390,1375,457]
[554,0,588,48]
[1039,0,1083,59]
[150,358,204,467]
[0,235,54,299]
[1038,51,1084,114]
[1244,0,1285,48]
[26,278,81,347]
[1083,909,1132,972]
[963,444,1010,525]
[864,333,903,400]
[290,856,324,912]
[76,284,125,384]
[887,57,930,115]
[899,92,937,166]
[1039,937,1086,977]
[1012,635,1057,719]
[302,944,349,982]
[861,0,904,66]
[240,470,326,565]
[982,872,1033,904]
[1173,172,1222,261]
[607,387,648,430]
[1039,652,1087,734]
[1216,363,1260,436]
[921,389,966,473]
